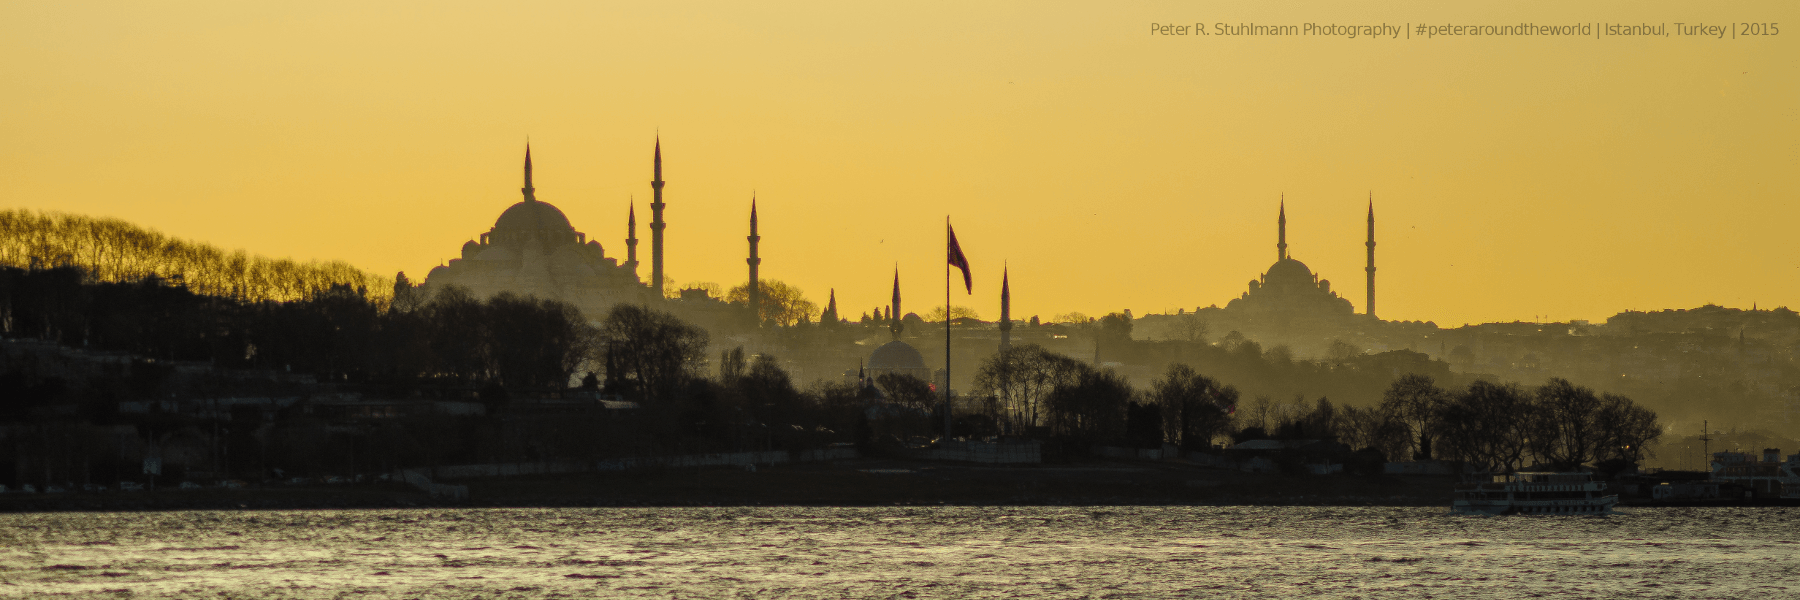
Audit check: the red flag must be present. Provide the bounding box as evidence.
[947,223,972,294]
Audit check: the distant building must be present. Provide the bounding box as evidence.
[868,273,931,382]
[420,146,650,317]
[1223,200,1357,320]
[867,340,931,382]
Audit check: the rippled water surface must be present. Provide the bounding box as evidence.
[3,506,1798,598]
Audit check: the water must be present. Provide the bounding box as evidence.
[2,506,1797,598]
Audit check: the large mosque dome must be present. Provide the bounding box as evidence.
[494,200,575,233]
[1263,258,1316,285]
[869,340,926,370]
[867,339,932,383]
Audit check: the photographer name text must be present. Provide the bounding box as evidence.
[1151,22,1779,39]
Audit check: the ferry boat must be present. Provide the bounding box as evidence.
[1452,472,1617,515]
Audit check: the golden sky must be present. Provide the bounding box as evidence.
[2,1,1793,327]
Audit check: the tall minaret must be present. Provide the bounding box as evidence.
[624,199,640,276]
[1365,195,1377,320]
[998,266,1013,353]
[1277,196,1288,261]
[650,137,667,297]
[522,144,536,202]
[889,269,903,340]
[746,196,762,325]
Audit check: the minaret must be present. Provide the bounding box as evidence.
[1277,196,1287,261]
[522,144,536,202]
[1365,195,1377,320]
[746,197,762,325]
[999,266,1013,353]
[650,137,667,297]
[624,199,640,276]
[890,269,903,340]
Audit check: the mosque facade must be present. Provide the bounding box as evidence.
[1221,200,1373,321]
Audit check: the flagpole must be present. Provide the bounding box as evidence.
[944,215,953,441]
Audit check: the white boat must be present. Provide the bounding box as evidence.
[1452,472,1617,515]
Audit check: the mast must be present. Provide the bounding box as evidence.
[945,216,953,440]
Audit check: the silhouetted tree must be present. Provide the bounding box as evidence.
[1335,404,1410,461]
[1595,392,1661,467]
[1435,380,1534,473]
[875,372,937,412]
[973,344,1085,432]
[726,279,817,326]
[1170,313,1209,344]
[1046,366,1132,442]
[421,286,487,382]
[1124,401,1163,448]
[1148,363,1236,451]
[718,346,748,385]
[484,292,594,388]
[1529,378,1605,470]
[1380,374,1449,460]
[600,304,708,404]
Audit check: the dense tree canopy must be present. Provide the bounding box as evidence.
[726,279,817,326]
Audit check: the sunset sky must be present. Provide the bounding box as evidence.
[3,1,1793,327]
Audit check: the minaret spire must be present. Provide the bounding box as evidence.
[650,137,667,297]
[624,198,640,276]
[522,143,536,202]
[890,268,903,340]
[1365,193,1377,320]
[1277,196,1287,261]
[747,195,762,326]
[999,264,1013,353]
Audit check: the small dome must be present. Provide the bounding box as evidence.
[493,200,574,233]
[869,340,926,370]
[461,240,481,260]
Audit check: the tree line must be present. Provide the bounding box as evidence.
[964,343,1661,472]
[0,209,390,304]
[1,253,1664,480]
[0,264,590,391]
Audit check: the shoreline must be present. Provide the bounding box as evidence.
[6,458,1782,512]
[4,458,1455,512]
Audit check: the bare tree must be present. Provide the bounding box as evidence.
[1380,374,1450,460]
[925,305,980,322]
[1595,392,1661,467]
[1149,364,1237,450]
[1336,404,1410,461]
[973,344,1086,432]
[1435,380,1534,474]
[599,304,709,404]
[875,372,937,412]
[1170,313,1209,344]
[1529,378,1604,470]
